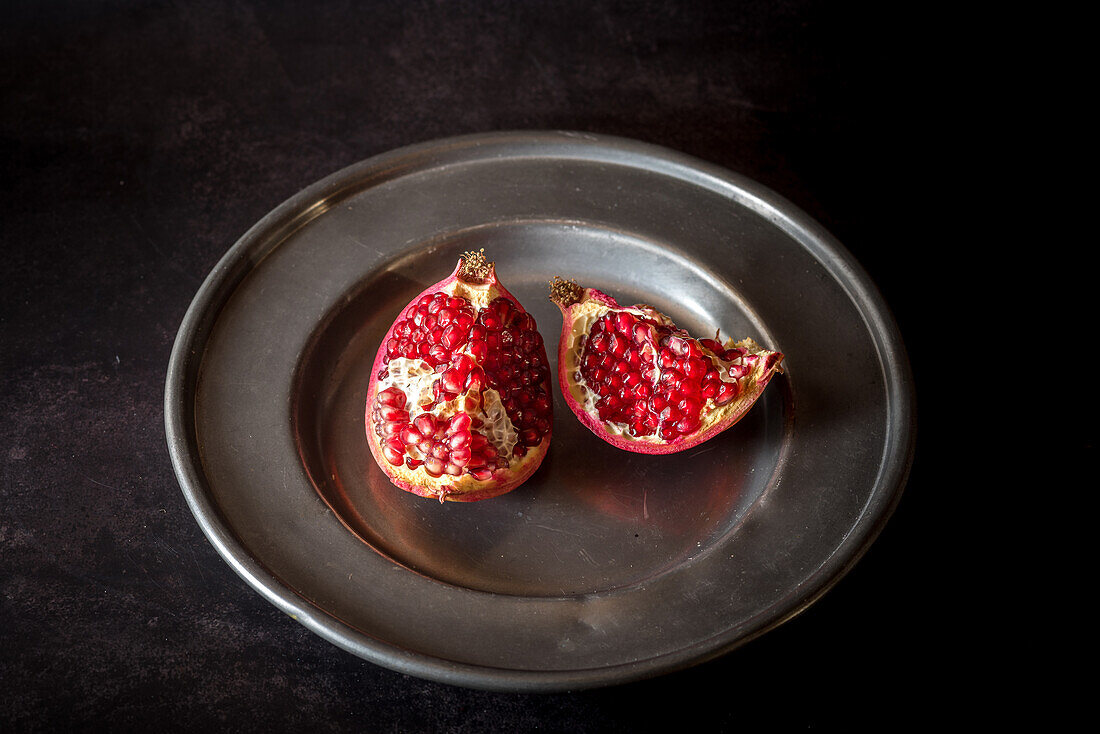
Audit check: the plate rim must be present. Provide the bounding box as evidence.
[164,130,916,691]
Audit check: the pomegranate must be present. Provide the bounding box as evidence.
[365,251,553,502]
[548,277,783,454]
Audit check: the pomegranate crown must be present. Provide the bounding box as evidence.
[548,276,583,308]
[458,249,494,283]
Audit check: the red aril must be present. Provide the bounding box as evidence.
[365,251,553,501]
[549,277,783,454]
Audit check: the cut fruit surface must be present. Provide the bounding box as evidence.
[549,276,783,454]
[365,252,553,501]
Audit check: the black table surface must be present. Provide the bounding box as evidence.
[3,1,1041,730]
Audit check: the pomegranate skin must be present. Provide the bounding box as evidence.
[365,252,553,502]
[549,277,783,455]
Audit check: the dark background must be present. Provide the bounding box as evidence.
[1,1,1019,730]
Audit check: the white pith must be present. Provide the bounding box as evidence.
[378,356,519,461]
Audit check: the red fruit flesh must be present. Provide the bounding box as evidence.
[549,277,783,454]
[365,251,553,502]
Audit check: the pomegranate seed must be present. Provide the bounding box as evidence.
[700,338,722,354]
[428,344,450,365]
[441,369,464,393]
[378,405,408,422]
[676,415,701,434]
[452,353,476,374]
[609,333,627,358]
[466,370,485,393]
[589,332,608,353]
[441,323,465,350]
[378,387,406,409]
[423,457,444,477]
[727,363,749,379]
[680,382,702,402]
[679,397,701,417]
[437,306,457,325]
[382,442,404,466]
[715,382,739,405]
[468,339,488,362]
[447,412,472,434]
[661,369,684,389]
[414,413,436,437]
[683,357,707,380]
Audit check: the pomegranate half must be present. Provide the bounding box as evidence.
[365,251,553,502]
[549,277,783,454]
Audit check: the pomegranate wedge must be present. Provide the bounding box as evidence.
[549,277,783,454]
[365,251,553,501]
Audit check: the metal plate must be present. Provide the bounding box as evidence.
[165,131,915,691]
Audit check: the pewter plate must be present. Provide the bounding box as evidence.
[165,131,915,691]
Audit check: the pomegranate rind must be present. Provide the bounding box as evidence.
[364,255,552,502]
[550,282,783,455]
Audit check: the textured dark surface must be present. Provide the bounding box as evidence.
[1,0,989,730]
